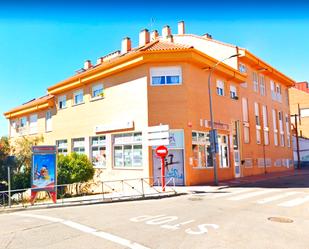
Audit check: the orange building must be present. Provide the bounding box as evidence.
[4,21,295,186]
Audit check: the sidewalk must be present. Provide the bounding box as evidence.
[218,168,309,187]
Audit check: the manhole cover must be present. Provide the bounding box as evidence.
[188,197,203,201]
[268,217,293,223]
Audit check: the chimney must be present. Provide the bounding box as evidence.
[139,29,150,47]
[121,37,131,54]
[150,30,159,41]
[203,33,212,39]
[178,21,185,35]
[84,60,92,70]
[162,25,171,38]
[166,35,174,43]
[96,57,103,65]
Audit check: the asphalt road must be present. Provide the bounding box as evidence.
[1,173,309,249]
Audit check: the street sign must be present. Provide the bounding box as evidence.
[156,145,168,158]
[147,124,169,146]
[209,129,219,153]
[155,145,168,192]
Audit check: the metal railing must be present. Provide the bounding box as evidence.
[0,177,177,209]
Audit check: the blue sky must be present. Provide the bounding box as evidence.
[0,1,309,136]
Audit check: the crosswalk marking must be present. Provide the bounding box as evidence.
[227,189,279,201]
[210,188,253,199]
[278,195,309,207]
[256,191,301,204]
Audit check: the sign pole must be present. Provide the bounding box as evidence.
[161,156,165,192]
[7,165,11,208]
[155,145,168,192]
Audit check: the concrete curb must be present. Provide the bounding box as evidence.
[0,192,184,214]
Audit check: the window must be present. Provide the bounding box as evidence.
[239,63,247,73]
[260,75,266,96]
[285,114,291,147]
[218,135,229,168]
[276,84,282,102]
[29,114,38,134]
[254,102,261,144]
[58,95,66,109]
[91,136,106,168]
[300,108,309,118]
[278,111,284,147]
[150,66,182,85]
[270,80,276,100]
[92,84,104,98]
[262,106,269,145]
[57,139,68,155]
[230,85,238,99]
[19,117,27,135]
[253,72,258,92]
[73,89,84,105]
[242,98,250,143]
[72,138,85,154]
[216,80,225,96]
[46,111,52,132]
[113,132,142,167]
[10,120,17,137]
[272,109,278,146]
[192,131,212,168]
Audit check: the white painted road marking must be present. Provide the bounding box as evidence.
[13,213,150,249]
[256,191,301,204]
[278,195,309,207]
[227,189,279,201]
[210,188,253,199]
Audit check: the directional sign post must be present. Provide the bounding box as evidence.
[155,145,168,192]
[147,124,169,146]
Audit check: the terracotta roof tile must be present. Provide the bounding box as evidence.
[140,40,192,51]
[5,95,54,115]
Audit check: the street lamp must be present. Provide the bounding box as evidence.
[207,54,240,186]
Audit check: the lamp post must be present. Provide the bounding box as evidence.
[207,54,240,186]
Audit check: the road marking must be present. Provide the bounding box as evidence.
[227,189,279,201]
[256,191,301,204]
[278,195,309,207]
[211,188,253,199]
[13,213,150,249]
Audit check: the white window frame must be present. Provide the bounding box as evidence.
[72,137,85,154]
[57,139,68,155]
[259,74,266,96]
[278,111,285,147]
[58,95,66,109]
[253,71,258,92]
[113,132,143,168]
[262,105,269,145]
[216,80,225,96]
[92,84,104,99]
[230,85,238,99]
[192,131,212,168]
[239,63,247,73]
[73,89,84,105]
[150,66,182,86]
[46,111,52,132]
[242,98,250,144]
[91,135,107,168]
[272,109,278,146]
[29,114,38,135]
[218,134,230,168]
[254,102,261,144]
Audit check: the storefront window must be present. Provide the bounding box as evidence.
[113,132,143,168]
[192,131,211,168]
[72,138,85,154]
[57,139,68,156]
[218,135,229,168]
[91,136,106,168]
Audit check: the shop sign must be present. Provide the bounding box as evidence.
[95,120,134,133]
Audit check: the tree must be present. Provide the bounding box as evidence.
[57,153,95,195]
[12,135,44,171]
[0,136,11,189]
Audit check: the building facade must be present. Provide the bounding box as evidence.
[4,21,295,185]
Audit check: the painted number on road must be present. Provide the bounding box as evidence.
[130,215,219,235]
